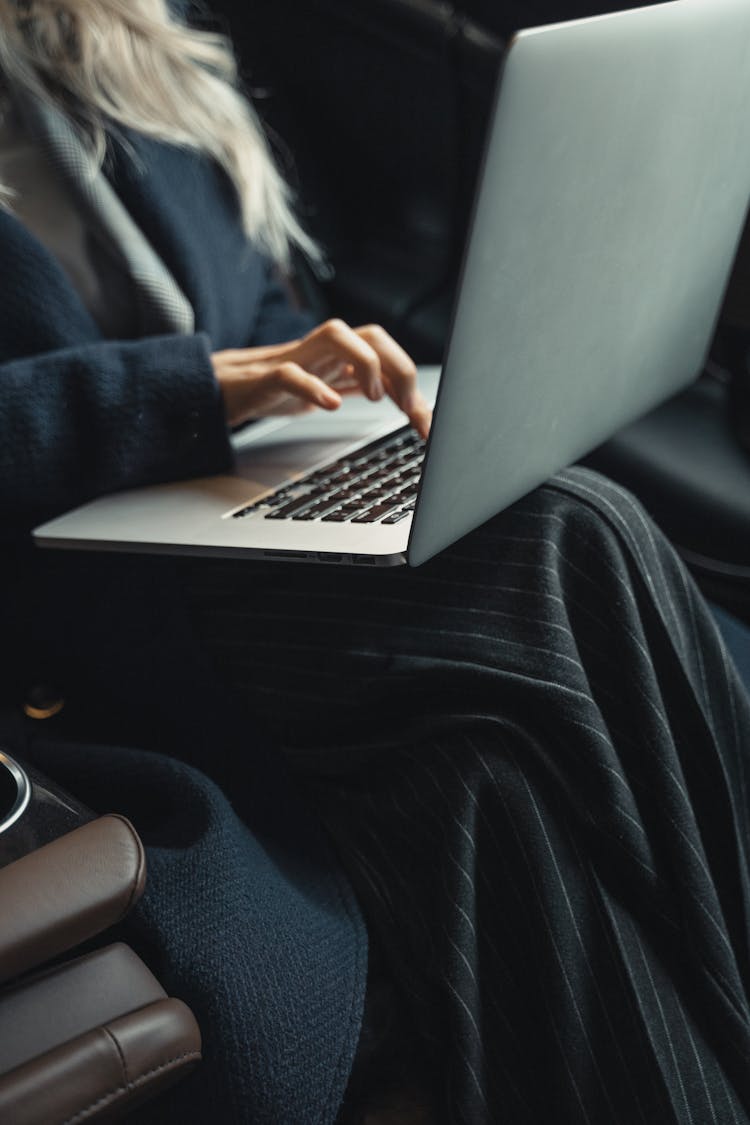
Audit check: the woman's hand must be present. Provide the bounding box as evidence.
[211,319,432,439]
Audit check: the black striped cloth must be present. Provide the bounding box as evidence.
[182,466,750,1124]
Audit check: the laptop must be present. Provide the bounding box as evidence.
[34,0,750,568]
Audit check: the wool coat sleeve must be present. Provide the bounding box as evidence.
[0,331,232,531]
[0,260,316,532]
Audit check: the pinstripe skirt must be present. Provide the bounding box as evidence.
[182,467,750,1125]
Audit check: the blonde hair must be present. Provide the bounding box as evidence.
[0,0,318,266]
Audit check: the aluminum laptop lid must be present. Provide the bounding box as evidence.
[407,0,750,566]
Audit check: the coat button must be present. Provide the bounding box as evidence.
[23,685,65,721]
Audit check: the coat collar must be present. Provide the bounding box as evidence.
[102,123,253,339]
[19,99,195,337]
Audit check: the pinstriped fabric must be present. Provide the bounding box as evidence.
[20,97,194,337]
[182,468,750,1123]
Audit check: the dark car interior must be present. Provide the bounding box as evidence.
[3,0,750,1120]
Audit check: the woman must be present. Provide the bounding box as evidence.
[2,2,750,1123]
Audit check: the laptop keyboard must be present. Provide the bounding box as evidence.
[232,428,425,525]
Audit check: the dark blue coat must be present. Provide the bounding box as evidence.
[0,125,366,1124]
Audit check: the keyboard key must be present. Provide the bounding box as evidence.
[250,427,424,525]
[321,506,368,522]
[351,502,403,523]
[326,469,355,486]
[398,457,424,475]
[265,495,320,519]
[292,499,344,520]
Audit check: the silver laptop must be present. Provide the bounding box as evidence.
[35,0,750,567]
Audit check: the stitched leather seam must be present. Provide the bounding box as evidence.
[102,1026,129,1087]
[61,1050,201,1124]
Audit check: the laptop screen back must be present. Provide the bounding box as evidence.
[409,0,750,565]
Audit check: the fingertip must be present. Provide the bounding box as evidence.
[413,409,432,441]
[405,389,430,411]
[320,388,342,409]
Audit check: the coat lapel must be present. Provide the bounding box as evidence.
[103,126,260,344]
[20,99,195,338]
